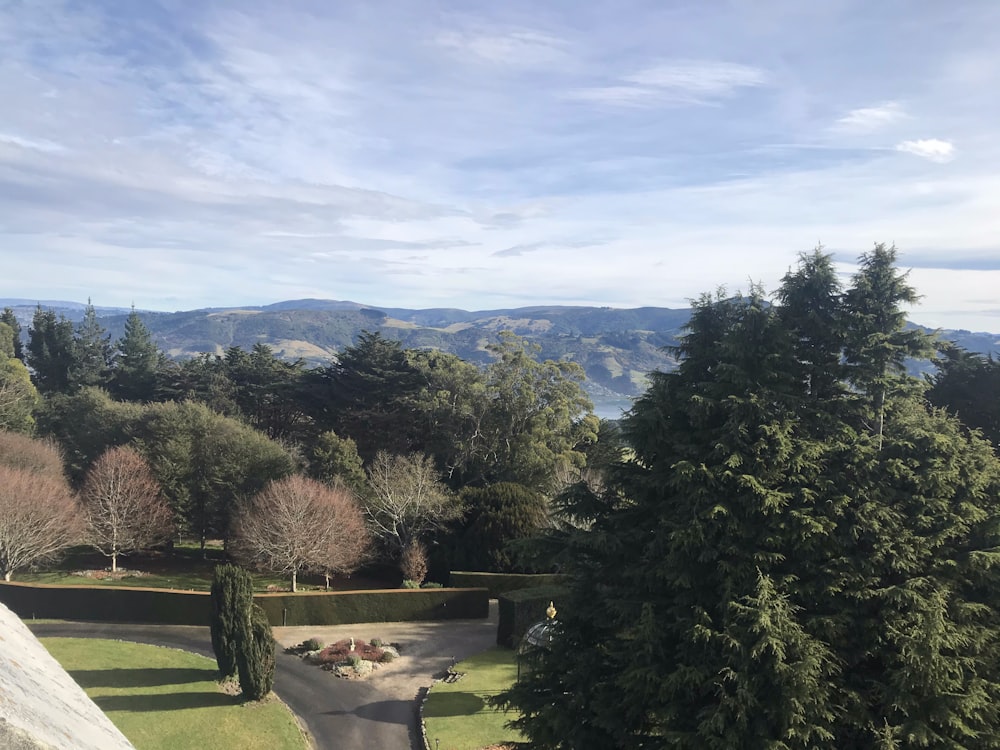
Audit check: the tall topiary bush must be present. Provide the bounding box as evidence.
[236,603,276,701]
[210,563,253,678]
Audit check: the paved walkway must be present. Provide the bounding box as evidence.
[29,603,498,750]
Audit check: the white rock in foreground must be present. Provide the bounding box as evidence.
[0,602,135,750]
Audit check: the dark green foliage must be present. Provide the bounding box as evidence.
[496,585,568,647]
[0,581,211,624]
[27,306,76,394]
[210,564,254,679]
[109,308,164,402]
[236,603,276,701]
[307,430,366,490]
[456,483,549,572]
[70,301,113,390]
[253,587,489,626]
[496,249,1000,749]
[312,331,423,461]
[927,343,1000,449]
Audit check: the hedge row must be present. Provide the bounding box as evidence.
[0,582,489,627]
[255,588,489,626]
[496,585,568,647]
[0,581,211,625]
[448,571,567,599]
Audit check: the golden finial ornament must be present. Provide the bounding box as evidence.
[546,601,557,620]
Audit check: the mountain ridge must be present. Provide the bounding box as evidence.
[4,298,998,419]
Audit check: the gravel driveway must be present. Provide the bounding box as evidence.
[28,601,498,750]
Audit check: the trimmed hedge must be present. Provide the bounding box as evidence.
[0,582,490,626]
[0,580,211,625]
[254,587,489,626]
[497,585,568,647]
[448,571,567,599]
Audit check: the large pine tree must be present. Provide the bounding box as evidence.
[497,248,1000,749]
[109,307,163,402]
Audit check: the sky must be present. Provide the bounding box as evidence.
[1,0,999,331]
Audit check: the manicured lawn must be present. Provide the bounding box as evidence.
[17,545,391,592]
[41,638,308,750]
[423,647,525,750]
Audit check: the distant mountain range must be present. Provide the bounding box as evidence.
[4,298,999,418]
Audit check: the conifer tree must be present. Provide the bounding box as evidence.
[497,249,1000,749]
[109,307,162,402]
[236,604,276,701]
[70,300,113,390]
[26,306,75,394]
[842,243,934,448]
[210,563,253,679]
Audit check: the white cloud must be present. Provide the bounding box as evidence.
[435,29,568,67]
[569,59,767,107]
[624,61,767,95]
[835,102,905,132]
[0,133,65,153]
[896,139,956,162]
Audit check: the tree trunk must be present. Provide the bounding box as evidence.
[324,573,331,591]
[3,570,10,582]
[291,569,297,593]
[111,552,118,573]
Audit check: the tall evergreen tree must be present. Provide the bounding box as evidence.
[26,306,75,394]
[842,243,935,448]
[210,563,254,679]
[497,249,1000,749]
[70,300,113,390]
[0,307,23,361]
[109,307,162,402]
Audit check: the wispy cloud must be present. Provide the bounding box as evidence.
[0,1,998,329]
[435,28,568,67]
[896,138,956,162]
[569,59,767,108]
[624,61,767,95]
[835,102,906,133]
[0,133,66,153]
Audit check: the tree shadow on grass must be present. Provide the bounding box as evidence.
[422,692,486,717]
[93,691,237,712]
[68,667,217,688]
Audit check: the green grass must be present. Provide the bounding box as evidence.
[423,647,524,750]
[17,546,390,592]
[41,638,308,750]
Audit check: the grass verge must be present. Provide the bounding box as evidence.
[423,647,524,750]
[41,638,309,750]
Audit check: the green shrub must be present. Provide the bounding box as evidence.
[420,581,443,589]
[210,564,253,678]
[401,579,421,589]
[370,637,383,647]
[497,585,568,647]
[236,604,275,701]
[304,637,324,652]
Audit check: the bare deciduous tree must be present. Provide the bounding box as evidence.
[0,430,66,479]
[364,452,462,573]
[81,446,174,572]
[233,475,368,592]
[0,465,81,580]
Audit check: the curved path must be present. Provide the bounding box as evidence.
[29,609,498,750]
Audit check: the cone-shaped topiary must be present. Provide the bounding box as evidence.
[237,603,276,701]
[210,563,253,679]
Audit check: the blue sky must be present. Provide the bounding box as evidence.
[1,0,998,330]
